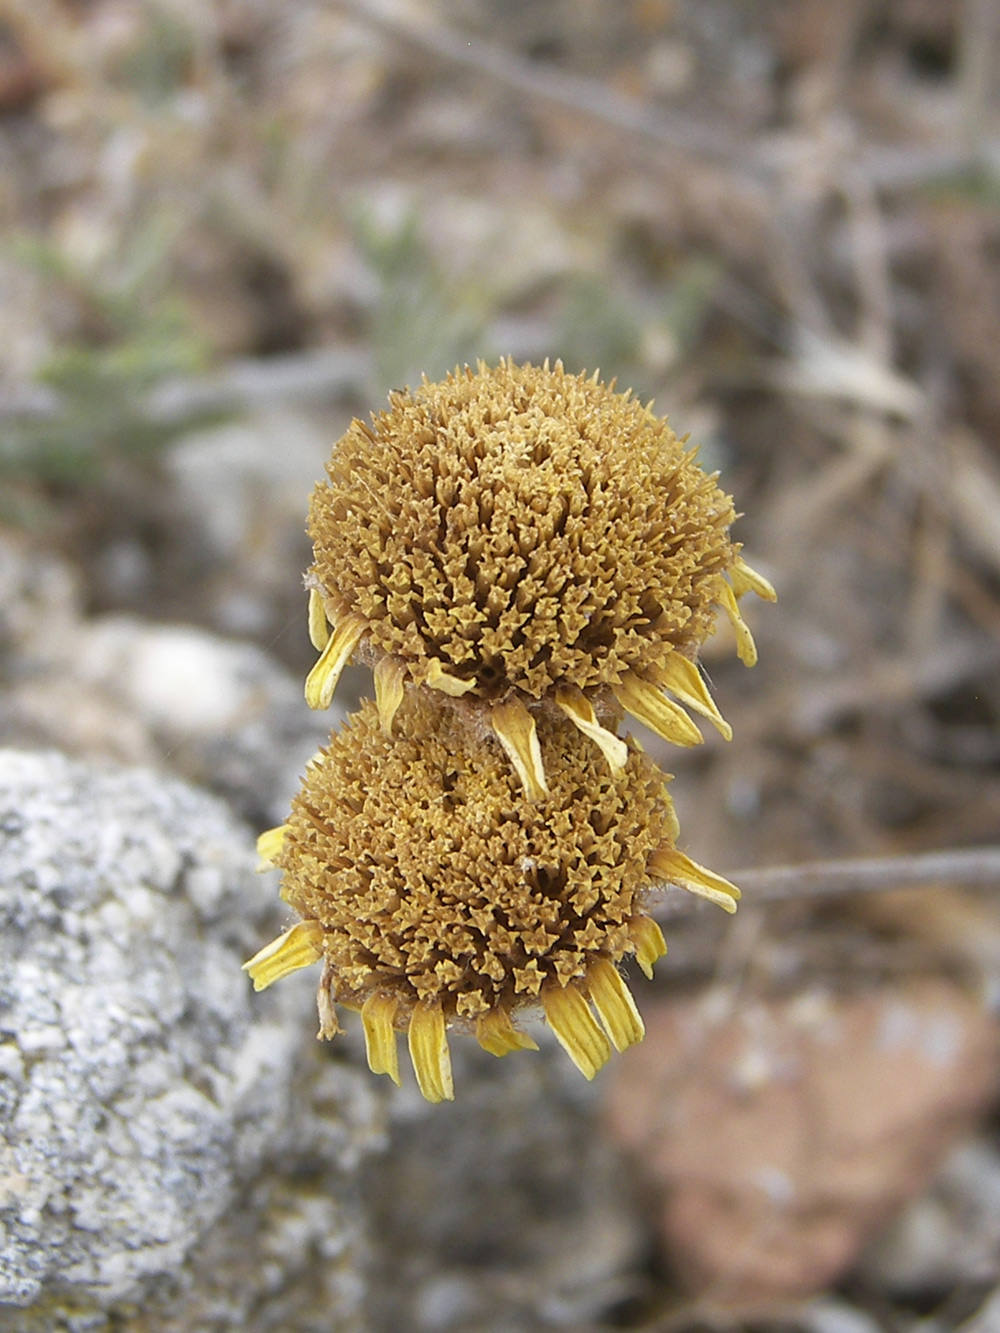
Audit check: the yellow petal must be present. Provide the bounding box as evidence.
[541,983,611,1080]
[716,583,757,667]
[374,656,408,737]
[304,612,366,709]
[255,824,287,870]
[361,993,402,1085]
[612,672,703,747]
[730,556,777,602]
[308,587,331,651]
[628,915,667,980]
[426,658,477,697]
[476,1007,539,1057]
[554,684,629,773]
[492,697,548,801]
[243,920,325,991]
[408,1001,454,1103]
[587,959,645,1051]
[648,847,741,913]
[654,653,732,741]
[661,784,681,842]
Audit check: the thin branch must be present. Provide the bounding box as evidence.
[331,0,975,193]
[651,846,1000,919]
[329,0,762,178]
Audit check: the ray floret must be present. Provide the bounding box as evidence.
[305,612,366,710]
[243,920,325,991]
[361,993,402,1085]
[255,824,287,869]
[408,1000,454,1103]
[374,655,407,737]
[541,982,612,1080]
[308,587,331,651]
[654,653,732,741]
[628,915,668,979]
[659,782,680,842]
[647,846,741,913]
[492,696,548,800]
[612,671,704,747]
[715,582,758,668]
[426,658,477,696]
[730,556,777,602]
[587,959,645,1051]
[554,684,629,772]
[476,1008,540,1057]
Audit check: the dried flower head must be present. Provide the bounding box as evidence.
[244,691,739,1101]
[304,360,774,795]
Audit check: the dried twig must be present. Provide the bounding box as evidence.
[652,847,1000,919]
[331,0,976,192]
[329,0,756,176]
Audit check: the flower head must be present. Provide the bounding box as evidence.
[303,360,774,794]
[243,690,738,1101]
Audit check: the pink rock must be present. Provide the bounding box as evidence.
[604,981,1000,1305]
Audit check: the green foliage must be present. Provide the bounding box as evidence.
[352,207,493,395]
[553,256,721,399]
[0,235,211,523]
[112,5,197,106]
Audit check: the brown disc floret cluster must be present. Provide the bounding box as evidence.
[245,360,774,1101]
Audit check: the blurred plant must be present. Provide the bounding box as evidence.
[0,232,213,525]
[111,6,196,106]
[553,255,721,396]
[352,205,493,395]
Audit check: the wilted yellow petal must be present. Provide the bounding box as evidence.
[716,583,757,667]
[243,920,325,991]
[730,556,777,602]
[655,653,732,741]
[426,658,477,696]
[308,587,331,651]
[476,1007,539,1057]
[255,824,287,870]
[587,959,645,1051]
[492,697,548,800]
[612,672,703,747]
[304,612,366,710]
[628,915,667,979]
[648,846,741,913]
[542,983,611,1080]
[374,656,408,737]
[554,684,629,773]
[408,1001,454,1103]
[362,994,402,1085]
[661,784,680,842]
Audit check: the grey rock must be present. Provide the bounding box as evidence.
[0,749,382,1331]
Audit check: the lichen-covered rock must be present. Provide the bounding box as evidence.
[0,750,381,1331]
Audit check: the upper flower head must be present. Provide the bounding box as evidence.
[303,361,773,792]
[243,690,739,1101]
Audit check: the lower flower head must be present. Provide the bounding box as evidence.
[244,691,738,1100]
